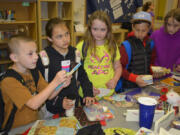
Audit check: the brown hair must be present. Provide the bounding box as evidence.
[8,35,34,54]
[132,20,151,27]
[164,8,180,31]
[142,1,152,12]
[84,10,116,63]
[45,17,69,38]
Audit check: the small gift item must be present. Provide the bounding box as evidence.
[159,87,169,114]
[65,94,76,117]
[166,90,180,115]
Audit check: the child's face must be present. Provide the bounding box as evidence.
[49,24,70,51]
[91,19,108,44]
[132,23,150,41]
[14,41,38,70]
[166,17,180,35]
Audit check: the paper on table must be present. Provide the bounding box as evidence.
[154,110,175,134]
[172,75,180,81]
[168,128,180,135]
[159,128,172,135]
[97,88,111,98]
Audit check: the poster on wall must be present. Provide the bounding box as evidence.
[86,0,143,23]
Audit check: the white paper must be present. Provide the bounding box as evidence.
[154,110,175,134]
[97,88,111,98]
[110,0,121,8]
[126,109,164,122]
[113,7,123,19]
[110,0,123,19]
[168,128,180,135]
[159,128,172,135]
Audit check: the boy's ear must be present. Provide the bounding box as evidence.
[132,24,135,30]
[10,53,18,62]
[47,37,53,42]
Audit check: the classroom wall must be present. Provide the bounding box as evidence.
[73,0,179,27]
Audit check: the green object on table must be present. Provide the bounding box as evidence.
[22,2,30,7]
[104,127,136,135]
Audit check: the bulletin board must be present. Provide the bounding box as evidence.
[86,0,143,23]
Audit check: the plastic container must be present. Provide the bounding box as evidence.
[138,97,157,129]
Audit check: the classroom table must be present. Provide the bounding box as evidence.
[101,85,160,131]
[101,100,139,130]
[7,85,165,135]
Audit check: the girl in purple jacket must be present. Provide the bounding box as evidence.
[151,8,180,72]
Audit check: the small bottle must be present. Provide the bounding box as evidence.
[65,94,76,117]
[66,100,76,117]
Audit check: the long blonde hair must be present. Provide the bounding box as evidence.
[84,10,117,62]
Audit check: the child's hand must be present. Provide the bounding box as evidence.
[136,75,148,87]
[62,97,74,110]
[93,87,100,96]
[54,70,67,85]
[83,97,95,106]
[63,74,72,88]
[106,79,117,89]
[176,64,180,72]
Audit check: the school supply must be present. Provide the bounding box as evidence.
[55,62,81,91]
[97,88,111,98]
[0,69,39,135]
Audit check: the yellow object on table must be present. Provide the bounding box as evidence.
[104,127,136,135]
[160,77,176,86]
[27,117,80,135]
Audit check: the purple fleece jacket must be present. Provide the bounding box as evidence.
[151,26,180,70]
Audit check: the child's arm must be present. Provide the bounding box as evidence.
[26,70,68,110]
[78,63,95,105]
[106,60,122,89]
[78,65,94,97]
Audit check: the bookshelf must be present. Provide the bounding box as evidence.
[37,0,74,51]
[0,0,37,72]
